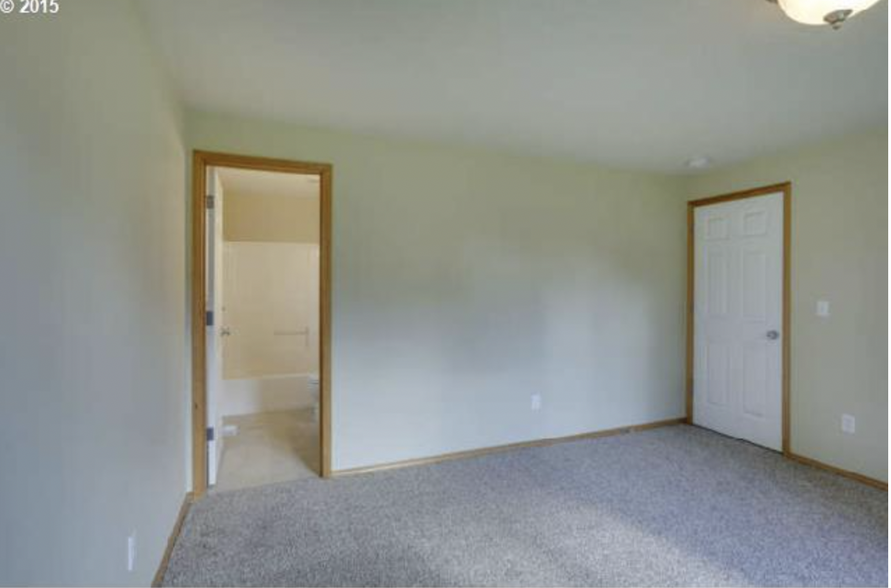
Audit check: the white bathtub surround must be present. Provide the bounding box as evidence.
[222,241,320,380]
[218,240,321,419]
[220,374,316,417]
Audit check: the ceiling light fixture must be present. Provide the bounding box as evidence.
[769,0,884,29]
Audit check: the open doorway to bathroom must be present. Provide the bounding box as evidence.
[208,166,320,491]
[191,152,331,497]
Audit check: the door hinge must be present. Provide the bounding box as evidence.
[205,194,215,210]
[205,310,214,326]
[206,427,215,442]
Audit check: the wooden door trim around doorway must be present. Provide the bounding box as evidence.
[685,182,791,455]
[191,150,333,497]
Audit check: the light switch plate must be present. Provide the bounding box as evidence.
[841,414,856,434]
[127,532,137,572]
[531,394,542,411]
[816,300,830,317]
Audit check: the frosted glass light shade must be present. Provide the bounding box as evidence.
[777,0,883,25]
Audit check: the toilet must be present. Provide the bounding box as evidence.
[307,374,320,421]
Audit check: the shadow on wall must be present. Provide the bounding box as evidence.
[333,215,683,461]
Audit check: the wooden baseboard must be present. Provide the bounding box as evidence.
[152,493,193,587]
[332,417,687,477]
[787,452,888,491]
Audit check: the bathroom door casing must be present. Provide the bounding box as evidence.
[692,191,785,451]
[191,150,333,496]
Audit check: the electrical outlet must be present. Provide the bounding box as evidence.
[531,394,542,411]
[841,414,856,435]
[127,532,137,572]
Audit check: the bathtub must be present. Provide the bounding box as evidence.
[220,373,316,417]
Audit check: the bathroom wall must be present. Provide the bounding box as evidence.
[225,191,320,243]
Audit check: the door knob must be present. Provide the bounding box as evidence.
[766,330,780,340]
[221,327,232,337]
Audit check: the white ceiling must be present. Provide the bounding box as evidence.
[139,0,887,173]
[217,167,319,199]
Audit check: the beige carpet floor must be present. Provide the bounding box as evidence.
[166,425,887,586]
[213,409,320,492]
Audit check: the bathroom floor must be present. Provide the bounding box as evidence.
[213,408,320,493]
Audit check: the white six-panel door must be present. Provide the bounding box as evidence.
[693,192,783,451]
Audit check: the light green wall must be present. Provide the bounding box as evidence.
[686,129,888,482]
[188,110,690,471]
[0,1,188,585]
